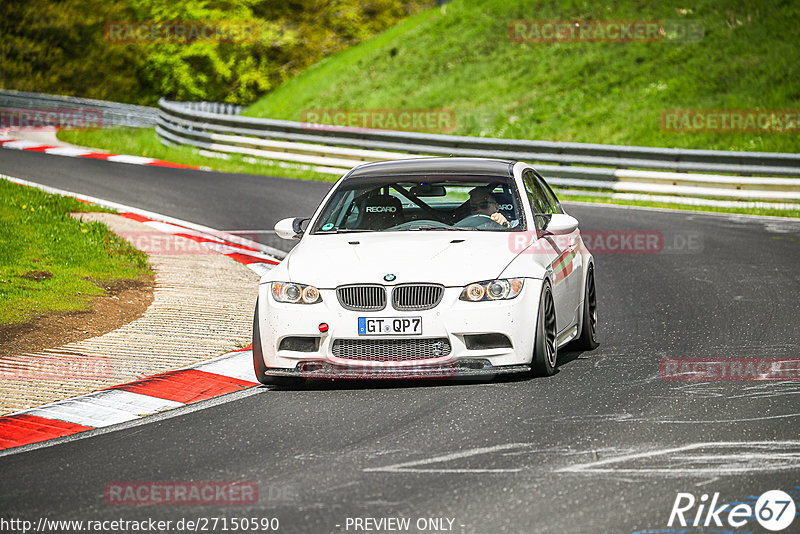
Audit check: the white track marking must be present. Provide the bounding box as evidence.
[363,443,532,473]
[21,390,184,428]
[44,147,93,156]
[558,441,800,476]
[653,413,800,424]
[192,350,259,383]
[556,411,800,424]
[106,155,156,164]
[3,140,44,149]
[695,477,721,487]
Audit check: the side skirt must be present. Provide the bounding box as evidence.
[556,324,578,348]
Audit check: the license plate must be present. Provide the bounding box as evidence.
[358,317,422,335]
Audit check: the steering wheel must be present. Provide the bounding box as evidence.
[390,219,450,230]
[454,214,504,229]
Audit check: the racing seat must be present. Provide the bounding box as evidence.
[356,194,404,230]
[494,191,518,226]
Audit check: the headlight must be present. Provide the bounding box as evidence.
[460,278,523,301]
[271,282,322,304]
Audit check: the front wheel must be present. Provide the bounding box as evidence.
[531,282,558,377]
[571,265,598,350]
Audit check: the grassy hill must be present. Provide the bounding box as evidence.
[245,0,800,153]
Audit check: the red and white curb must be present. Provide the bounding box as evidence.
[0,138,196,169]
[0,175,285,452]
[0,348,259,451]
[115,211,281,277]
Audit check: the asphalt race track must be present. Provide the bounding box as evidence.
[2,149,800,533]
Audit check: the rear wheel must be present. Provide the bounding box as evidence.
[253,300,304,386]
[571,265,598,350]
[531,282,558,377]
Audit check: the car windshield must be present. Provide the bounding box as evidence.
[310,174,526,233]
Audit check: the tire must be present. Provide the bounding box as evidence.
[571,265,599,350]
[531,282,558,377]
[252,300,304,387]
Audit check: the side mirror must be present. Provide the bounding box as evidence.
[535,213,578,236]
[275,217,309,240]
[543,213,579,235]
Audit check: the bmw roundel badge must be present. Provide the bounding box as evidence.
[384,273,396,282]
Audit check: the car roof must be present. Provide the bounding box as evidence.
[344,157,517,179]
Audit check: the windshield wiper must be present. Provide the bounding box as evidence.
[316,228,373,234]
[401,225,469,231]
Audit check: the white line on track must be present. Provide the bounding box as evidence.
[557,441,800,476]
[363,443,532,473]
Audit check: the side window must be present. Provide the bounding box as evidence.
[522,169,554,214]
[535,174,562,214]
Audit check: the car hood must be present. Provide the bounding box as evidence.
[284,232,522,287]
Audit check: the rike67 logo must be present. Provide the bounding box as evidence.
[669,490,796,531]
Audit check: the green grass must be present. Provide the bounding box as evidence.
[0,179,151,326]
[56,128,338,183]
[246,0,800,153]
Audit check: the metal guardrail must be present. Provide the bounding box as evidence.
[0,89,158,128]
[2,90,795,209]
[173,101,243,115]
[157,98,800,178]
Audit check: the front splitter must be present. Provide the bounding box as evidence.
[263,363,531,380]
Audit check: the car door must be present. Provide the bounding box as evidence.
[522,169,580,333]
[533,170,583,331]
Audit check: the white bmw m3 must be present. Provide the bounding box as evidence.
[253,158,597,384]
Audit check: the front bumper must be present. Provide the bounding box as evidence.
[255,281,542,377]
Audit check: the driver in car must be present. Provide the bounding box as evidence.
[468,188,510,227]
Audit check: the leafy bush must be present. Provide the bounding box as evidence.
[0,0,432,105]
